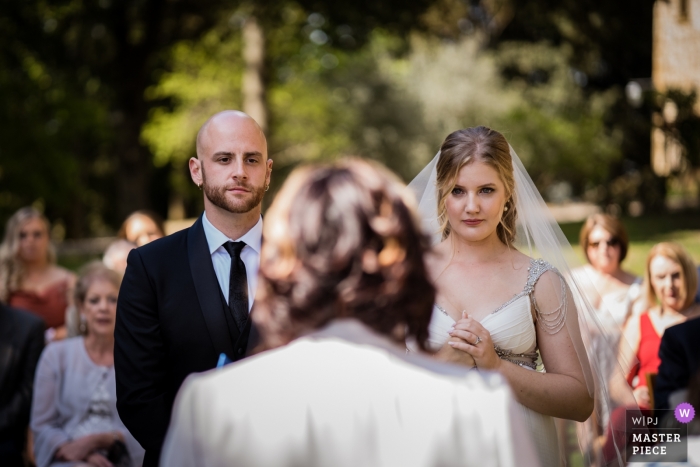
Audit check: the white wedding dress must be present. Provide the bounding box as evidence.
[409,144,636,466]
[414,258,562,467]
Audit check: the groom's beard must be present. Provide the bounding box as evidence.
[201,168,265,214]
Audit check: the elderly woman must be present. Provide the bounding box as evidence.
[618,242,700,409]
[0,207,76,341]
[603,242,700,461]
[31,262,144,467]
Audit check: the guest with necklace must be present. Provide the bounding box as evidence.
[31,262,144,467]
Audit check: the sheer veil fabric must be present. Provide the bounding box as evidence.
[408,147,638,466]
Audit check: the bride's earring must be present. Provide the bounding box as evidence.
[504,205,509,212]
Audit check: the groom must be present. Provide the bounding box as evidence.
[114,110,272,467]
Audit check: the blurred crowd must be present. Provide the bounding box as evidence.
[0,208,166,467]
[1,206,700,466]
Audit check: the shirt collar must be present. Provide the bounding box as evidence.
[202,212,263,255]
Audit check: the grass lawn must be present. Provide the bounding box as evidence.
[559,212,700,277]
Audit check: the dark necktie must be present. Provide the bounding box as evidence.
[223,241,249,332]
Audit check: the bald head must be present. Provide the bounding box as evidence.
[196,110,267,159]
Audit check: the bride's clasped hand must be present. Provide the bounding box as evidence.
[447,312,501,371]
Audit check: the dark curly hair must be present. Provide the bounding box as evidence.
[254,158,435,351]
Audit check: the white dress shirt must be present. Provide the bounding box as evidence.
[202,212,262,311]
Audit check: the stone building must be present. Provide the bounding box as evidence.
[652,0,700,176]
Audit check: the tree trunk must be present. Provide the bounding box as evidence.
[242,16,267,133]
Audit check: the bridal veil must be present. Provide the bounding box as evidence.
[409,147,639,466]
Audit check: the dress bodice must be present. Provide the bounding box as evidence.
[8,279,69,329]
[420,258,561,371]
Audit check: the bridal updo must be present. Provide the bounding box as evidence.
[255,158,435,350]
[436,126,517,245]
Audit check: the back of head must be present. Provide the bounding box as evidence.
[0,207,55,302]
[103,239,137,275]
[436,126,516,244]
[118,210,165,240]
[255,158,435,350]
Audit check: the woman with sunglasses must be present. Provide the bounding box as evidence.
[576,214,641,328]
[572,214,641,459]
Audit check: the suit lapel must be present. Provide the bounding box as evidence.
[0,307,12,392]
[245,317,260,355]
[187,216,236,358]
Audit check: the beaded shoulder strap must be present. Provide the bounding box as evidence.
[526,258,567,335]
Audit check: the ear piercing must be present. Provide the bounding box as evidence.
[265,185,270,192]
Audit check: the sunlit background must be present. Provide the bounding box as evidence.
[1,0,699,272]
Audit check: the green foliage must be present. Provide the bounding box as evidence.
[492,41,622,192]
[141,21,623,202]
[0,39,114,237]
[394,36,622,195]
[658,89,700,168]
[2,0,674,238]
[143,24,245,169]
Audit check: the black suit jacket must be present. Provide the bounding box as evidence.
[0,304,44,466]
[114,215,259,467]
[654,317,700,410]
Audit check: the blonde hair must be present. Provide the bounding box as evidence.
[0,207,56,302]
[643,242,698,311]
[436,126,517,245]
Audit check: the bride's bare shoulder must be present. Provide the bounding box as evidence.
[505,248,532,271]
[424,240,451,279]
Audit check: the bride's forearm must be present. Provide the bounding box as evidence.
[496,360,593,422]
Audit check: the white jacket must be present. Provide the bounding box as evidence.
[161,319,539,467]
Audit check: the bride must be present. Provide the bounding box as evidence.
[408,126,632,466]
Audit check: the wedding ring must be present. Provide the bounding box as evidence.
[474,336,481,345]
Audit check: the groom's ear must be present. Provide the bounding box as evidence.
[266,158,273,179]
[189,157,203,187]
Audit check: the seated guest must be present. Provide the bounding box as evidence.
[160,159,538,467]
[603,242,700,461]
[63,241,135,337]
[617,242,700,410]
[0,303,44,467]
[655,315,700,410]
[0,207,76,341]
[117,211,165,247]
[31,263,144,467]
[573,215,642,455]
[576,214,641,328]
